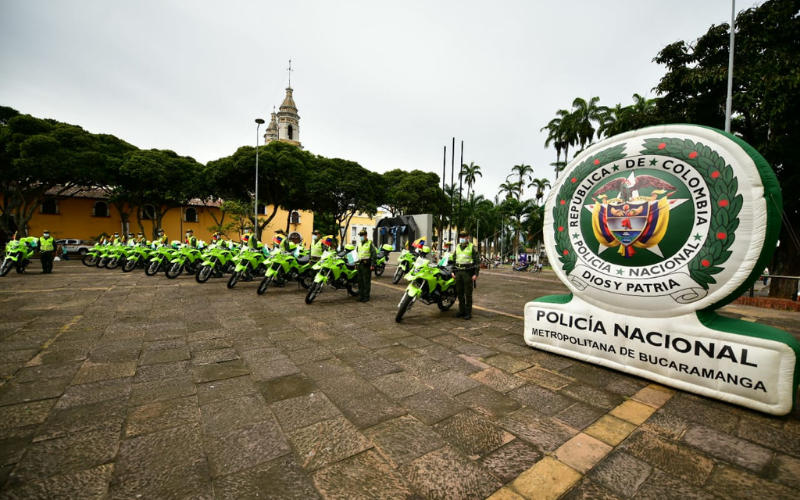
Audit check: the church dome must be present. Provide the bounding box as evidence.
[280,87,297,113]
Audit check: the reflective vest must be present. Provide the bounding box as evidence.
[157,235,168,245]
[311,240,324,258]
[357,241,374,260]
[39,236,55,252]
[186,236,197,248]
[455,243,475,266]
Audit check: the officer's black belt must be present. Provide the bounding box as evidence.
[456,266,475,271]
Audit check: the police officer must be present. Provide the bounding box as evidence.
[185,229,198,248]
[356,229,376,302]
[452,230,479,320]
[309,230,324,262]
[156,229,168,246]
[38,230,56,274]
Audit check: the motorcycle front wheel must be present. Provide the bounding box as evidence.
[305,281,322,304]
[396,292,415,322]
[227,271,241,289]
[145,260,160,276]
[165,263,183,279]
[437,287,457,311]
[0,260,11,277]
[256,276,273,295]
[122,258,137,273]
[392,266,404,284]
[106,257,120,270]
[195,265,213,283]
[346,281,359,297]
[374,264,385,277]
[299,272,313,289]
[97,257,108,268]
[82,254,97,267]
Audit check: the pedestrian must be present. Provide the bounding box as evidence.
[38,229,56,274]
[451,230,479,320]
[356,229,376,302]
[763,267,769,286]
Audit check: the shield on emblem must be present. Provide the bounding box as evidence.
[607,201,651,246]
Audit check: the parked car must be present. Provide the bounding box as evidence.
[56,239,97,255]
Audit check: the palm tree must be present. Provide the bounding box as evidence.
[459,162,483,201]
[510,164,533,197]
[500,197,535,261]
[542,109,577,179]
[498,180,521,201]
[569,96,605,153]
[529,178,552,205]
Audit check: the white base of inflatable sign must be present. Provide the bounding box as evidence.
[524,296,798,415]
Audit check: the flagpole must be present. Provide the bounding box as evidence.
[725,0,735,133]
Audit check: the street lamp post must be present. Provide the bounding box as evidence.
[255,118,265,242]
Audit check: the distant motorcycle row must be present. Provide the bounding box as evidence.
[64,237,458,321]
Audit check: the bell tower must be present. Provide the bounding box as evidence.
[276,60,302,148]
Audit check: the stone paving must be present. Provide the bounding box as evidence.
[0,260,798,499]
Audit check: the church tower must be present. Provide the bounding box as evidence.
[277,86,301,148]
[263,60,302,149]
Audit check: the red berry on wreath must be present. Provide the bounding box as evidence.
[701,259,710,267]
[563,249,569,256]
[571,177,577,183]
[658,143,666,150]
[558,226,564,232]
[560,200,566,205]
[711,171,720,179]
[719,199,729,207]
[717,232,726,240]
[689,151,698,159]
[593,159,600,165]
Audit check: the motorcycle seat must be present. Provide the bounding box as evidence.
[296,255,310,265]
[345,262,357,270]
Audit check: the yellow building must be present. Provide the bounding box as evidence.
[18,188,313,246]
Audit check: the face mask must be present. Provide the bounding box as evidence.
[312,235,318,242]
[43,233,50,237]
[459,238,467,244]
[360,236,365,242]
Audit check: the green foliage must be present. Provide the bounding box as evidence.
[382,169,447,216]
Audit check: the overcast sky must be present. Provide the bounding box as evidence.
[1,0,744,202]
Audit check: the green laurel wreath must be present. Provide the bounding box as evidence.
[640,138,742,290]
[553,144,627,274]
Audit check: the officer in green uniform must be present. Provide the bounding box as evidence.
[156,229,168,246]
[309,229,324,262]
[451,230,479,319]
[39,229,56,274]
[356,229,376,302]
[185,229,198,248]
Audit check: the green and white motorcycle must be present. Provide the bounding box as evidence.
[395,251,456,322]
[304,246,360,304]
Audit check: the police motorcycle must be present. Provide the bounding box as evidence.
[373,244,394,277]
[81,241,106,267]
[256,239,314,295]
[195,239,237,283]
[304,244,361,304]
[227,239,269,289]
[122,239,154,272]
[392,238,426,284]
[165,239,206,279]
[145,241,181,276]
[1,236,37,276]
[395,246,457,322]
[106,235,140,270]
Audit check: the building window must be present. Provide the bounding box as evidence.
[40,199,59,215]
[92,201,110,217]
[257,204,267,215]
[141,204,156,220]
[288,231,302,244]
[290,211,300,224]
[351,227,357,243]
[288,125,293,140]
[184,207,198,223]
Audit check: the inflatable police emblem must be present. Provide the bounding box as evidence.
[525,124,799,415]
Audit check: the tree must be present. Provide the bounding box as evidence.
[569,96,606,154]
[500,197,536,260]
[205,141,313,236]
[307,157,383,247]
[652,0,800,297]
[600,94,661,138]
[529,178,552,205]
[382,169,447,216]
[541,109,577,178]
[498,179,521,201]
[510,164,533,198]
[120,149,203,238]
[0,113,129,237]
[460,162,483,201]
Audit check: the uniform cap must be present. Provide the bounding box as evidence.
[458,230,468,237]
[358,229,367,236]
